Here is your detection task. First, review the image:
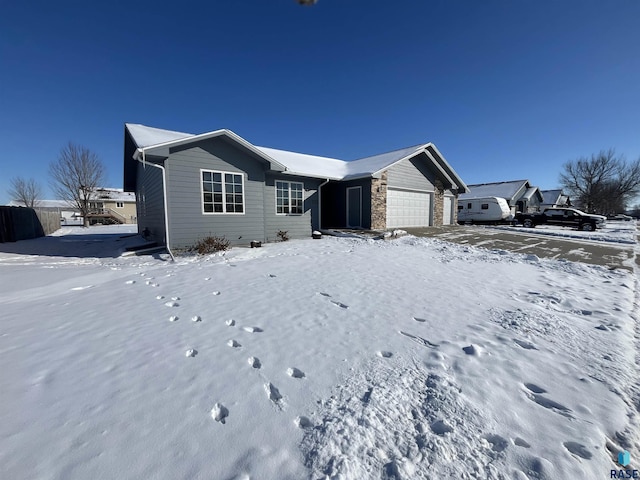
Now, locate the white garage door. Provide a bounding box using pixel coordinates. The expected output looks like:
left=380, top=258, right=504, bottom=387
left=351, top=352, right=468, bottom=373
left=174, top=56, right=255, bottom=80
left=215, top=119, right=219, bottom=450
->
left=386, top=189, right=431, bottom=228
left=443, top=196, right=453, bottom=225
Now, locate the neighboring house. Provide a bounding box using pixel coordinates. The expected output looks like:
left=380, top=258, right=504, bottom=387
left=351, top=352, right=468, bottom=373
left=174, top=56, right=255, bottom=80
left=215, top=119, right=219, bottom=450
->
left=540, top=189, right=571, bottom=210
left=87, top=188, right=137, bottom=225
left=8, top=199, right=81, bottom=224
left=460, top=180, right=543, bottom=215
left=123, top=123, right=469, bottom=249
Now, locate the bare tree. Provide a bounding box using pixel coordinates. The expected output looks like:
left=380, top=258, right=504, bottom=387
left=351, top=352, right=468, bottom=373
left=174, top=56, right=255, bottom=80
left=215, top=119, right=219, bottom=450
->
left=559, top=149, right=640, bottom=214
left=8, top=176, right=42, bottom=208
left=49, top=142, right=106, bottom=227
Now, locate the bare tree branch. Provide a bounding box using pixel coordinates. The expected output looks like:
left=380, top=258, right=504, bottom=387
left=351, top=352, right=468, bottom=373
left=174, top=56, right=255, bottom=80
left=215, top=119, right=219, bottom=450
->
left=49, top=142, right=106, bottom=227
left=559, top=149, right=640, bottom=214
left=8, top=177, right=42, bottom=208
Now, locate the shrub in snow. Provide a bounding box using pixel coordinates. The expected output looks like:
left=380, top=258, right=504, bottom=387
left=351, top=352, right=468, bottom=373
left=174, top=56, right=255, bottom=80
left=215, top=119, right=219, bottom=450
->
left=277, top=230, right=289, bottom=242
left=192, top=235, right=230, bottom=254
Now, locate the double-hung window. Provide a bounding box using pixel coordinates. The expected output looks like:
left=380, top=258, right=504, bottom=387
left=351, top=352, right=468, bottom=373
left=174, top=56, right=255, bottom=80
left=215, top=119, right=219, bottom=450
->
left=202, top=170, right=244, bottom=214
left=276, top=181, right=303, bottom=215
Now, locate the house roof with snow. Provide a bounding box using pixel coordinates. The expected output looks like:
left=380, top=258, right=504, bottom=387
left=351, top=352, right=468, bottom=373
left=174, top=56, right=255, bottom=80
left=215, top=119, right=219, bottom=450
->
left=460, top=180, right=543, bottom=203
left=124, top=123, right=468, bottom=191
left=92, top=188, right=136, bottom=202
left=540, top=189, right=570, bottom=206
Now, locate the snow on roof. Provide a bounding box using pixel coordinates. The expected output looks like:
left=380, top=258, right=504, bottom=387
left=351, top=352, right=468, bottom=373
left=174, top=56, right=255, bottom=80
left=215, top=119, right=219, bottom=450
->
left=460, top=180, right=530, bottom=200
left=93, top=188, right=136, bottom=202
left=126, top=123, right=193, bottom=148
left=7, top=199, right=76, bottom=209
left=541, top=189, right=563, bottom=204
left=125, top=124, right=463, bottom=184
left=345, top=145, right=425, bottom=179
left=256, top=146, right=347, bottom=180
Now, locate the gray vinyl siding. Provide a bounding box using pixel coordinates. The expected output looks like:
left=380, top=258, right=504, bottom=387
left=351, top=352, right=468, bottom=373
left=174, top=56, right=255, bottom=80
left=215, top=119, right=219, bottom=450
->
left=136, top=162, right=166, bottom=244
left=164, top=137, right=267, bottom=248
left=264, top=175, right=321, bottom=242
left=387, top=154, right=437, bottom=191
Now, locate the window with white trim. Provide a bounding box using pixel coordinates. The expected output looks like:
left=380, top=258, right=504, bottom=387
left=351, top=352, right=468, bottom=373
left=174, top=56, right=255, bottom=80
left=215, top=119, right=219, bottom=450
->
left=202, top=170, right=244, bottom=214
left=116, top=201, right=124, bottom=208
left=276, top=181, right=303, bottom=214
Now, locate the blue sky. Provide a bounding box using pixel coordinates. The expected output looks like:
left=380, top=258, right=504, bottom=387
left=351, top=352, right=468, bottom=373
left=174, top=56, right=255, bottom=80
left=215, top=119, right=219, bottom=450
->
left=1, top=0, right=639, bottom=205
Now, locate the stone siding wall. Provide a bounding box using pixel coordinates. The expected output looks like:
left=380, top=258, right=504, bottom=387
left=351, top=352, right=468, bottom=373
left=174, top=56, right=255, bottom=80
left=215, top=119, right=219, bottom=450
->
left=433, top=180, right=445, bottom=227
left=371, top=171, right=388, bottom=230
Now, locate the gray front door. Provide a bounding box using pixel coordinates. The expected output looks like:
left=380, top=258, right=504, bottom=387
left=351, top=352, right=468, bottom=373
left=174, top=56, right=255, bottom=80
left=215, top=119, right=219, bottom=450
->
left=346, top=186, right=362, bottom=228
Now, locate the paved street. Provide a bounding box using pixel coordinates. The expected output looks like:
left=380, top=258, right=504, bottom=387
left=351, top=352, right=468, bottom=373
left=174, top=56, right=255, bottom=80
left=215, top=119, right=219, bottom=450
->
left=405, top=225, right=639, bottom=272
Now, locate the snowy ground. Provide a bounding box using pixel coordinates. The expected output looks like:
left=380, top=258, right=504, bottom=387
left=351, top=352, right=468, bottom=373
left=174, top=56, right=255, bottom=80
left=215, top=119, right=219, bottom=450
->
left=1, top=225, right=639, bottom=479
left=500, top=220, right=638, bottom=244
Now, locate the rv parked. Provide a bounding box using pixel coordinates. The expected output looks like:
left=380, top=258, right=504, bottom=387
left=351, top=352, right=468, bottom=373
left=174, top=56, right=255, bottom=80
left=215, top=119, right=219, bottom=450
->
left=457, top=197, right=513, bottom=224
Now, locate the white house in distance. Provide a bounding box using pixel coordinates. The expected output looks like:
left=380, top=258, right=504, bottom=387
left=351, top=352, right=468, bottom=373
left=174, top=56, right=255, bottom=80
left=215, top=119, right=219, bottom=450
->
left=540, top=189, right=571, bottom=210
left=87, top=188, right=137, bottom=225
left=8, top=188, right=137, bottom=225
left=460, top=180, right=543, bottom=215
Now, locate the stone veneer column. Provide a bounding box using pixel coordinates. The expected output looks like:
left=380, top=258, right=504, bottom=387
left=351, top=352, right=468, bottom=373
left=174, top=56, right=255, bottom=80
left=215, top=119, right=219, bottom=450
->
left=433, top=180, right=445, bottom=227
left=370, top=171, right=388, bottom=230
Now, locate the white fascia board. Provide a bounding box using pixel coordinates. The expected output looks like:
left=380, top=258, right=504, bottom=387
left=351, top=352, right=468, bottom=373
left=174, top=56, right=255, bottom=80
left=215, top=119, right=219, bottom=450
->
left=426, top=143, right=470, bottom=193
left=132, top=129, right=287, bottom=172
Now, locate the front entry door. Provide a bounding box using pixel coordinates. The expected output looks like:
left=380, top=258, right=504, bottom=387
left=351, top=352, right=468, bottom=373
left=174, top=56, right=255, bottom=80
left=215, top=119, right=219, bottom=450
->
left=346, top=186, right=362, bottom=228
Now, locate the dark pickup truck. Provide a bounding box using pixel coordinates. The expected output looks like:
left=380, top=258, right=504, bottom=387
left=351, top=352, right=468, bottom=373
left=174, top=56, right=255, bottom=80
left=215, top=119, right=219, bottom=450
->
left=515, top=208, right=607, bottom=231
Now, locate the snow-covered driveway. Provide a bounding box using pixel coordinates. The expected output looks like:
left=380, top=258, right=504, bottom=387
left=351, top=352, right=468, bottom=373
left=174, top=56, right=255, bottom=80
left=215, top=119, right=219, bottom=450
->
left=1, top=225, right=638, bottom=479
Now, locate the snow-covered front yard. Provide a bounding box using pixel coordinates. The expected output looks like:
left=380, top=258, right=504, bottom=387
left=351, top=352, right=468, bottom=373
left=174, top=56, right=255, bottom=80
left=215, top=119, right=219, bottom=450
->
left=1, top=225, right=638, bottom=479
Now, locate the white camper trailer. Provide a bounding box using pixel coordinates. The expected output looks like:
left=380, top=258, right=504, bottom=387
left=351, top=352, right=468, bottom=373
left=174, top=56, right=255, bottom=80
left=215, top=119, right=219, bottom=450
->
left=457, top=196, right=512, bottom=224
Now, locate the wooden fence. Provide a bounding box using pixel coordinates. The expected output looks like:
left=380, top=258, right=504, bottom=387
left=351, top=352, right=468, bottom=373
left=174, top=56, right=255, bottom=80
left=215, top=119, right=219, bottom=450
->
left=0, top=206, right=60, bottom=243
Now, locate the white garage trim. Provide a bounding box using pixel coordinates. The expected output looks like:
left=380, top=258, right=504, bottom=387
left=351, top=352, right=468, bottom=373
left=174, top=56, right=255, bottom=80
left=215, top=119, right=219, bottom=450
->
left=386, top=188, right=432, bottom=228
left=443, top=196, right=454, bottom=225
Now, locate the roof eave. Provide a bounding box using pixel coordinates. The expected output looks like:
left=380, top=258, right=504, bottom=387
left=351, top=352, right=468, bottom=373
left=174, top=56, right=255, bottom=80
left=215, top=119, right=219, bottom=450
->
left=132, top=129, right=288, bottom=172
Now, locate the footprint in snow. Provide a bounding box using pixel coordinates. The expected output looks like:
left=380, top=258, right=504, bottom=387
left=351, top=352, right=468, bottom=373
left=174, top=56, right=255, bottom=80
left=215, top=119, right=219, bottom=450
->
left=156, top=295, right=165, bottom=300
left=211, top=403, right=229, bottom=424
left=269, top=274, right=277, bottom=278
left=287, top=367, right=305, bottom=379
left=318, top=292, right=331, bottom=297
left=295, top=416, right=313, bottom=429
left=227, top=340, right=241, bottom=348
left=125, top=280, right=136, bottom=285
left=165, top=301, right=179, bottom=307
left=430, top=419, right=453, bottom=435
left=191, top=316, right=201, bottom=322
left=514, top=437, right=531, bottom=448
left=248, top=357, right=261, bottom=369
left=399, top=331, right=439, bottom=348
left=413, top=317, right=427, bottom=323
left=171, top=296, right=180, bottom=301
left=226, top=319, right=236, bottom=327
left=330, top=300, right=349, bottom=309
left=185, top=349, right=197, bottom=357
left=242, top=326, right=263, bottom=333
left=212, top=291, right=221, bottom=296
left=378, top=351, right=393, bottom=358
left=265, top=383, right=284, bottom=409
left=563, top=441, right=592, bottom=459
left=524, top=383, right=546, bottom=394
left=204, top=277, right=211, bottom=281
left=169, top=316, right=178, bottom=322
left=484, top=434, right=509, bottom=452
left=514, top=339, right=537, bottom=350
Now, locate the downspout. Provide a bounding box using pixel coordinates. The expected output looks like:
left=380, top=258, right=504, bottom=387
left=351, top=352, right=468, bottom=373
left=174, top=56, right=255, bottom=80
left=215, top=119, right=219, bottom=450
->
left=317, top=178, right=330, bottom=231
left=141, top=149, right=175, bottom=262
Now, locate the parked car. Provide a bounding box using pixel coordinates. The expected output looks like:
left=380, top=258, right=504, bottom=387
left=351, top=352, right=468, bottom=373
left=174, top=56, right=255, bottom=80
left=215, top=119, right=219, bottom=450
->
left=515, top=208, right=606, bottom=231
left=457, top=196, right=513, bottom=224
left=609, top=214, right=633, bottom=221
